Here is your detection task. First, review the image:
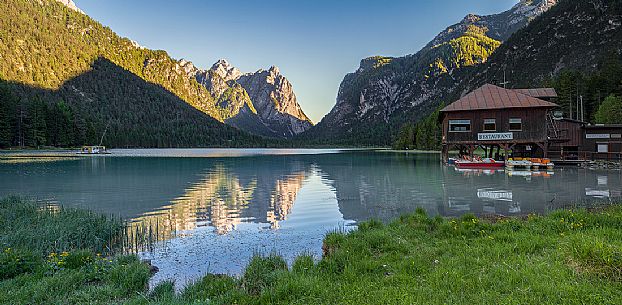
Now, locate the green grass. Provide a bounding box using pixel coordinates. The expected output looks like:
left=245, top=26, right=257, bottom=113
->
left=0, top=196, right=125, bottom=255
left=138, top=207, right=622, bottom=305
left=0, top=197, right=150, bottom=304
left=1, top=197, right=621, bottom=304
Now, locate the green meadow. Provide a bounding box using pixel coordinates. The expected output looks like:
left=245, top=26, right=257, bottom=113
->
left=1, top=197, right=620, bottom=304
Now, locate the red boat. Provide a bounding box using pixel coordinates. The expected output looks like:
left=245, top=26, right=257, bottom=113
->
left=454, top=158, right=505, bottom=169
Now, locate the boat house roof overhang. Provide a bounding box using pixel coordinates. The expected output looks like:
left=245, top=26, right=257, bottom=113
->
left=441, top=84, right=559, bottom=113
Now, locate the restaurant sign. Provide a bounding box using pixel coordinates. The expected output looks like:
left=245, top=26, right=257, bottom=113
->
left=586, top=134, right=611, bottom=139
left=477, top=133, right=513, bottom=141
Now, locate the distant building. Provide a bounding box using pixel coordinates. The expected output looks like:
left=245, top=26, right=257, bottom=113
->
left=440, top=84, right=559, bottom=161
left=440, top=84, right=622, bottom=161
left=547, top=118, right=586, bottom=160
left=582, top=125, right=622, bottom=157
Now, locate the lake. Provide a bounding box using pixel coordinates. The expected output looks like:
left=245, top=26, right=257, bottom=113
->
left=1, top=149, right=620, bottom=287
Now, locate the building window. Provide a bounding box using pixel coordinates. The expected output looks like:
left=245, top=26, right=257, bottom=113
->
left=483, top=119, right=496, bottom=132
left=597, top=143, right=609, bottom=153
left=509, top=118, right=522, bottom=131
left=449, top=120, right=471, bottom=132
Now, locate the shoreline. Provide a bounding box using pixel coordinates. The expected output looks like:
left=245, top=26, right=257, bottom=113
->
left=1, top=197, right=620, bottom=304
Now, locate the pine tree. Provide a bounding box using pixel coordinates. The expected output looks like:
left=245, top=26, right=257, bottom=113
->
left=594, top=95, right=622, bottom=124
left=28, top=97, right=48, bottom=147
left=0, top=83, right=16, bottom=147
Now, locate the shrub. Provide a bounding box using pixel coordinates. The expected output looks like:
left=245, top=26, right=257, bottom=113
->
left=0, top=247, right=41, bottom=280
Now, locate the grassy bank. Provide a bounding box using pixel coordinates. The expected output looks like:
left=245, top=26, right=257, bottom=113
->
left=0, top=197, right=151, bottom=304
left=1, top=197, right=621, bottom=304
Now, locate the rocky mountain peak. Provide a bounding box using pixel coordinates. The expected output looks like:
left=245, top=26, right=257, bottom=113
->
left=55, top=0, right=83, bottom=14
left=508, top=0, right=559, bottom=25
left=311, top=0, right=560, bottom=144
left=462, top=14, right=481, bottom=23
left=175, top=58, right=312, bottom=138
left=237, top=67, right=313, bottom=137
left=428, top=0, right=557, bottom=47
left=268, top=66, right=280, bottom=75
left=210, top=59, right=242, bottom=82
left=357, top=56, right=394, bottom=73
left=178, top=59, right=198, bottom=76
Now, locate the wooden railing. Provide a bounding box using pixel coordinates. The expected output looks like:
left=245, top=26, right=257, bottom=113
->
left=547, top=150, right=622, bottom=161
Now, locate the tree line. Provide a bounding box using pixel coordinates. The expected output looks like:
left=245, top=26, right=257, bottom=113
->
left=547, top=53, right=622, bottom=124
left=0, top=81, right=95, bottom=148
left=392, top=106, right=442, bottom=151
left=392, top=52, right=622, bottom=151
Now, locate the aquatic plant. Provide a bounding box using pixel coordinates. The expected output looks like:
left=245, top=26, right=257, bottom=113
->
left=0, top=196, right=124, bottom=255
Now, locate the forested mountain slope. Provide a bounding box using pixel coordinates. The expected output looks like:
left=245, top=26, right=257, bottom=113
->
left=0, top=58, right=272, bottom=148
left=302, top=0, right=559, bottom=146
left=0, top=0, right=299, bottom=147
left=399, top=0, right=622, bottom=150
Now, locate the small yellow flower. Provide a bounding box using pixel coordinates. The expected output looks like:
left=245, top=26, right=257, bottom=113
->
left=60, top=252, right=69, bottom=257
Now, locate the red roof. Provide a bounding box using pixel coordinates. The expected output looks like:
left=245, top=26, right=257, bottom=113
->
left=441, top=84, right=559, bottom=112
left=513, top=88, right=558, bottom=99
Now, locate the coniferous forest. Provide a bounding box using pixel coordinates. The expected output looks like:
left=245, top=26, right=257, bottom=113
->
left=392, top=54, right=622, bottom=151
left=1, top=0, right=621, bottom=150
left=0, top=0, right=277, bottom=149
left=0, top=59, right=276, bottom=149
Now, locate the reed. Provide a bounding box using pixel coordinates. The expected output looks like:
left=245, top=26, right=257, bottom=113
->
left=0, top=197, right=151, bottom=304
left=0, top=196, right=172, bottom=257
left=0, top=196, right=125, bottom=255
left=1, top=196, right=620, bottom=304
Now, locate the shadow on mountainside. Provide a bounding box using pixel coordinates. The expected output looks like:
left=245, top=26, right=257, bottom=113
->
left=4, top=57, right=271, bottom=148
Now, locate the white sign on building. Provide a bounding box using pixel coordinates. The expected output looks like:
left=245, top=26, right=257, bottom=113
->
left=586, top=134, right=611, bottom=139
left=477, top=133, right=514, bottom=141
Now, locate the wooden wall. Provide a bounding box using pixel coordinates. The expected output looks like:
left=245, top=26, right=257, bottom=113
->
left=550, top=119, right=584, bottom=147
left=442, top=108, right=548, bottom=144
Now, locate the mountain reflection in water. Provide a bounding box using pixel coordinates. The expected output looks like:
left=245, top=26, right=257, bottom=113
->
left=0, top=150, right=620, bottom=286
left=131, top=162, right=308, bottom=240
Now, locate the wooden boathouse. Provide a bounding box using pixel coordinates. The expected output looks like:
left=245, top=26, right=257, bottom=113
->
left=440, top=84, right=559, bottom=162
left=548, top=121, right=622, bottom=161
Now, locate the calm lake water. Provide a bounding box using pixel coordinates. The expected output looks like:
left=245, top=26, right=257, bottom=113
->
left=1, top=149, right=620, bottom=286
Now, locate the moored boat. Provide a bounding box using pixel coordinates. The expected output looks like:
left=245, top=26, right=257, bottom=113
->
left=506, top=159, right=532, bottom=169
left=455, top=158, right=505, bottom=169
left=506, top=158, right=554, bottom=170
left=77, top=146, right=110, bottom=155
left=530, top=158, right=555, bottom=170
left=78, top=121, right=112, bottom=155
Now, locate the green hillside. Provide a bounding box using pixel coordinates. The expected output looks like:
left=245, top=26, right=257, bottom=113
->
left=0, top=0, right=273, bottom=148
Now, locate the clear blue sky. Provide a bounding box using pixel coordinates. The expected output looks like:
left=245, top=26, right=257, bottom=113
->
left=74, top=0, right=518, bottom=123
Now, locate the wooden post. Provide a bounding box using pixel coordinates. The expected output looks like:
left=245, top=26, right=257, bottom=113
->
left=502, top=144, right=508, bottom=161
left=535, top=142, right=546, bottom=158
left=469, top=145, right=476, bottom=157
